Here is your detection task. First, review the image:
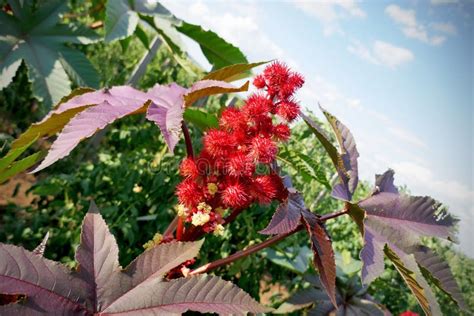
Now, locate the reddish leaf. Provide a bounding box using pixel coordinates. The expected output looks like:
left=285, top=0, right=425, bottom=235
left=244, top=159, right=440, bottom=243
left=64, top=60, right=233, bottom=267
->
left=145, top=83, right=187, bottom=152
left=0, top=202, right=268, bottom=315
left=301, top=210, right=337, bottom=308
left=260, top=189, right=305, bottom=235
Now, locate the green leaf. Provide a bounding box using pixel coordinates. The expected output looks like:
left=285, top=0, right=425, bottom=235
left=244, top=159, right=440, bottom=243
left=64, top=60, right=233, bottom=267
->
left=105, top=0, right=139, bottom=42
left=384, top=245, right=441, bottom=316
left=0, top=151, right=44, bottom=184
left=278, top=148, right=331, bottom=189
left=183, top=108, right=218, bottom=131
left=176, top=21, right=248, bottom=69
left=134, top=24, right=149, bottom=49
left=203, top=61, right=268, bottom=82
left=0, top=1, right=99, bottom=107
left=0, top=135, right=38, bottom=171
left=58, top=47, right=100, bottom=88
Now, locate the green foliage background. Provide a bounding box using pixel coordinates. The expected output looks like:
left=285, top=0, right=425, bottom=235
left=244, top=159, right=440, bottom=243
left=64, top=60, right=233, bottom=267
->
left=0, top=1, right=473, bottom=315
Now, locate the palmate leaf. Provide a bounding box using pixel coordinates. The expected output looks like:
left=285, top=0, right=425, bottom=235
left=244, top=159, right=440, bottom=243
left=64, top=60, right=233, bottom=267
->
left=260, top=190, right=306, bottom=235
left=0, top=202, right=268, bottom=315
left=276, top=273, right=389, bottom=316
left=301, top=210, right=337, bottom=308
left=301, top=107, right=359, bottom=201
left=260, top=190, right=337, bottom=307
left=28, top=79, right=248, bottom=172
left=384, top=245, right=441, bottom=316
left=356, top=169, right=464, bottom=314
left=176, top=21, right=248, bottom=70
left=413, top=245, right=467, bottom=311
left=0, top=1, right=100, bottom=107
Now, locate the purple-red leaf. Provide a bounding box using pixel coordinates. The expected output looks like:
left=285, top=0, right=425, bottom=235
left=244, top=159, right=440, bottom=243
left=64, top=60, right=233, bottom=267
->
left=356, top=169, right=461, bottom=314
left=301, top=108, right=359, bottom=202
left=75, top=201, right=121, bottom=311
left=32, top=86, right=151, bottom=172
left=0, top=244, right=87, bottom=314
left=103, top=274, right=270, bottom=315
left=413, top=245, right=467, bottom=310
left=145, top=83, right=187, bottom=152
left=32, top=232, right=49, bottom=256
left=0, top=202, right=268, bottom=315
left=301, top=210, right=337, bottom=308
left=260, top=189, right=305, bottom=235
left=320, top=106, right=359, bottom=201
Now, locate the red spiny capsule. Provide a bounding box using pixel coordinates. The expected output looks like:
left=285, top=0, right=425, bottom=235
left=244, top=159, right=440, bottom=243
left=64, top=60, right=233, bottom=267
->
left=222, top=182, right=251, bottom=208
left=253, top=74, right=266, bottom=89
left=220, top=108, right=247, bottom=131
left=248, top=136, right=278, bottom=164
left=273, top=123, right=291, bottom=141
left=250, top=175, right=278, bottom=204
left=264, top=61, right=290, bottom=87
left=203, top=129, right=232, bottom=158
left=176, top=178, right=203, bottom=207
left=179, top=158, right=199, bottom=179
left=226, top=152, right=255, bottom=177
left=277, top=100, right=300, bottom=122
left=243, top=94, right=272, bottom=119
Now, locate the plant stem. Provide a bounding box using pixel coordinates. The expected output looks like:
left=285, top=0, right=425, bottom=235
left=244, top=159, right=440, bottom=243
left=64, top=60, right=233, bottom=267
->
left=181, top=121, right=194, bottom=159
left=318, top=208, right=349, bottom=222
left=163, top=215, right=178, bottom=238
left=189, top=226, right=303, bottom=275
left=189, top=207, right=350, bottom=275
left=176, top=217, right=184, bottom=241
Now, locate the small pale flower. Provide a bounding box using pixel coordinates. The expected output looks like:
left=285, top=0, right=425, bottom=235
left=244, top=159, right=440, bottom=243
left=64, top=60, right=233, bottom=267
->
left=192, top=211, right=210, bottom=226
left=133, top=184, right=143, bottom=193
left=176, top=204, right=188, bottom=217
left=197, top=202, right=212, bottom=213
left=213, top=224, right=225, bottom=236
left=207, top=182, right=218, bottom=195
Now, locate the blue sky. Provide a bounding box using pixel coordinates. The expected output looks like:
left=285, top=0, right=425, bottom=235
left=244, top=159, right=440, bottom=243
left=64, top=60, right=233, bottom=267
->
left=162, top=0, right=473, bottom=256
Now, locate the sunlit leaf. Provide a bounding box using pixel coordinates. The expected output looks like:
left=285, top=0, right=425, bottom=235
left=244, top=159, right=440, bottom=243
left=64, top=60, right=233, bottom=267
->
left=0, top=202, right=268, bottom=315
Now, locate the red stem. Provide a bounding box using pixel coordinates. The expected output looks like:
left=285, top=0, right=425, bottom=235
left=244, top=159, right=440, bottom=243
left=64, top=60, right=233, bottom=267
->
left=163, top=215, right=178, bottom=239
left=176, top=217, right=184, bottom=241
left=181, top=121, right=194, bottom=159
left=189, top=226, right=304, bottom=275
left=189, top=207, right=350, bottom=275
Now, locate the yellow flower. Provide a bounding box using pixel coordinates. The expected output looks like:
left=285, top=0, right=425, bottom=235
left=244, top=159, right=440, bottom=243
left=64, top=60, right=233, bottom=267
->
left=215, top=207, right=227, bottom=216
left=197, top=202, right=212, bottom=213
left=176, top=204, right=188, bottom=217
left=191, top=212, right=210, bottom=226
left=213, top=224, right=225, bottom=236
left=143, top=233, right=163, bottom=250
left=207, top=183, right=218, bottom=195
left=133, top=184, right=143, bottom=193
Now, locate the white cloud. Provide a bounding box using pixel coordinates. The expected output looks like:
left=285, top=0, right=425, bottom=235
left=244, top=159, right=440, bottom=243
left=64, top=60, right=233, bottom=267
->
left=431, top=0, right=459, bottom=5
left=387, top=126, right=428, bottom=149
left=348, top=40, right=414, bottom=68
left=431, top=22, right=457, bottom=35
left=392, top=161, right=474, bottom=256
left=385, top=4, right=449, bottom=46
left=292, top=0, right=366, bottom=36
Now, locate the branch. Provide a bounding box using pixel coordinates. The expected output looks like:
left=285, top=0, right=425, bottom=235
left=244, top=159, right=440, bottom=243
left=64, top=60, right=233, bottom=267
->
left=189, top=226, right=304, bottom=275
left=189, top=206, right=350, bottom=275
left=181, top=121, right=194, bottom=159
left=163, top=215, right=179, bottom=238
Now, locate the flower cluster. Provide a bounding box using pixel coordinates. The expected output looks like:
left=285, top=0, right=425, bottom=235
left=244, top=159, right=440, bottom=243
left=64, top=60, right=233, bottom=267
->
left=176, top=62, right=304, bottom=235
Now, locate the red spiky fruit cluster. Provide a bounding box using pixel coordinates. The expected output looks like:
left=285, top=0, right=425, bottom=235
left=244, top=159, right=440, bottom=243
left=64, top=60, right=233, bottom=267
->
left=176, top=62, right=304, bottom=234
